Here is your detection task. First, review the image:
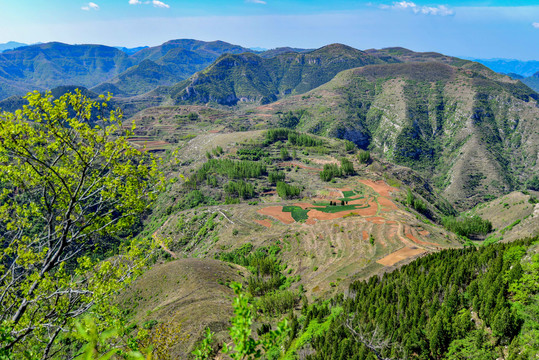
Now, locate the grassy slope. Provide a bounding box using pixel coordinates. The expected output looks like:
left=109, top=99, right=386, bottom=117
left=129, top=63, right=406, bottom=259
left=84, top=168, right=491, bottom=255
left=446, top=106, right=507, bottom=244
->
left=469, top=191, right=539, bottom=242
left=119, top=258, right=247, bottom=358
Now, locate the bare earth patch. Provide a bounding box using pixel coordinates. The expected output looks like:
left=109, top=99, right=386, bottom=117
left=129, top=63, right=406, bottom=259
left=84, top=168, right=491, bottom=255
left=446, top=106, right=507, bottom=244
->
left=377, top=247, right=426, bottom=266
left=387, top=225, right=398, bottom=239
left=378, top=197, right=398, bottom=210
left=257, top=207, right=295, bottom=224
left=349, top=197, right=368, bottom=205
left=279, top=162, right=322, bottom=172
left=362, top=231, right=369, bottom=241
left=352, top=200, right=379, bottom=216
left=328, top=190, right=344, bottom=198
left=405, top=228, right=439, bottom=246
left=254, top=219, right=272, bottom=228
left=310, top=158, right=339, bottom=165
left=307, top=209, right=357, bottom=221
left=359, top=179, right=399, bottom=197
left=366, top=217, right=386, bottom=224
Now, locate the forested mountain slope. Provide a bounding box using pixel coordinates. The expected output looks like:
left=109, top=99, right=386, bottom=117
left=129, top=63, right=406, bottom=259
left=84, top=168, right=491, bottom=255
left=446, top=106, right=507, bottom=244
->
left=251, top=61, right=539, bottom=210
left=294, top=238, right=539, bottom=360
left=169, top=44, right=383, bottom=105
left=0, top=42, right=134, bottom=99
left=93, top=39, right=253, bottom=97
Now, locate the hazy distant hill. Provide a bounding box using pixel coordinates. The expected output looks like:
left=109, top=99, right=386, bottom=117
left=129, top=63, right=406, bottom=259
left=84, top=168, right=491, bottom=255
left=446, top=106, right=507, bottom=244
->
left=115, top=46, right=149, bottom=55
left=170, top=43, right=383, bottom=105
left=0, top=41, right=28, bottom=52
left=468, top=58, right=539, bottom=77
left=254, top=59, right=539, bottom=209
left=522, top=72, right=539, bottom=92
left=462, top=57, right=539, bottom=92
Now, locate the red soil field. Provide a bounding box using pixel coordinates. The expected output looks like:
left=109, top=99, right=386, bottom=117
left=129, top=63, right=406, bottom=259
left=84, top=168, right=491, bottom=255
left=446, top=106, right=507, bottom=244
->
left=366, top=217, right=386, bottom=224
left=349, top=198, right=368, bottom=205
left=359, top=179, right=399, bottom=197
left=387, top=225, right=399, bottom=239
left=257, top=207, right=295, bottom=224
left=377, top=247, right=426, bottom=266
left=378, top=197, right=398, bottom=210
left=253, top=219, right=272, bottom=228
left=405, top=230, right=438, bottom=246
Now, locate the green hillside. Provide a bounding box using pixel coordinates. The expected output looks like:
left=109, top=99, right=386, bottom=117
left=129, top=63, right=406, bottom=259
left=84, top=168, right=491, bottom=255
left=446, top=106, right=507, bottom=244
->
left=0, top=42, right=134, bottom=98
left=169, top=43, right=383, bottom=105
left=250, top=61, right=539, bottom=210
left=93, top=39, right=254, bottom=97
left=0, top=39, right=254, bottom=100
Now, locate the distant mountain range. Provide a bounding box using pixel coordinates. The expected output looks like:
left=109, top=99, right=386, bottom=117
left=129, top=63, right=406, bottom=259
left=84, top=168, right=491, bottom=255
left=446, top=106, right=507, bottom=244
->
left=468, top=58, right=539, bottom=92
left=1, top=39, right=537, bottom=100
left=0, top=41, right=28, bottom=52
left=0, top=39, right=258, bottom=100
left=468, top=58, right=539, bottom=77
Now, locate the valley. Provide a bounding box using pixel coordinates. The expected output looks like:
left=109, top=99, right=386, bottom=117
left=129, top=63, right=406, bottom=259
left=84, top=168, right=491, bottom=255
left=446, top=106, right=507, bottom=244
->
left=0, top=37, right=538, bottom=360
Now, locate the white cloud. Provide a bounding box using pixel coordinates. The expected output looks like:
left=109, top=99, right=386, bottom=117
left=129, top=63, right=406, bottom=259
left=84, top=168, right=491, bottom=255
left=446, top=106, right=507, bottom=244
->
left=81, top=2, right=99, bottom=11
left=381, top=1, right=454, bottom=16
left=128, top=0, right=169, bottom=8
left=533, top=22, right=539, bottom=28
left=393, top=1, right=416, bottom=10
left=246, top=0, right=267, bottom=4
left=152, top=0, right=170, bottom=8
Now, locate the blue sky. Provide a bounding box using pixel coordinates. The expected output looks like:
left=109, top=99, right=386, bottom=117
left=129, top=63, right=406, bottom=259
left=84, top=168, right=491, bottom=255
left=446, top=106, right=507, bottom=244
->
left=0, top=1, right=538, bottom=60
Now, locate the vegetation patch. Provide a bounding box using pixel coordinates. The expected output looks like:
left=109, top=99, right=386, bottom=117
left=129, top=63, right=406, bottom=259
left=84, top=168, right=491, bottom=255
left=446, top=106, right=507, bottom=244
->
left=442, top=215, right=493, bottom=238
left=282, top=206, right=309, bottom=222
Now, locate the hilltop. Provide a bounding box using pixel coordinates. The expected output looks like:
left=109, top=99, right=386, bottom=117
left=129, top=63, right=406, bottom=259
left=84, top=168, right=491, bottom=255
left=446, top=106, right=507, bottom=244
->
left=169, top=44, right=383, bottom=105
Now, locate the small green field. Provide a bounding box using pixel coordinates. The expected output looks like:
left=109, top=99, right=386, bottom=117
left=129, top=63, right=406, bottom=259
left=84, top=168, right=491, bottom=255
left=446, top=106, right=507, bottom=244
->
left=317, top=204, right=369, bottom=213
left=282, top=206, right=309, bottom=222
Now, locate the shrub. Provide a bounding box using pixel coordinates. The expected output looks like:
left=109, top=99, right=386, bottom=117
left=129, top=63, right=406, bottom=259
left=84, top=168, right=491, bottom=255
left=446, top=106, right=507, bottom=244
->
left=320, top=164, right=342, bottom=182
left=442, top=215, right=493, bottom=237
left=340, top=158, right=355, bottom=175
left=280, top=147, right=290, bottom=161
left=357, top=150, right=371, bottom=164
left=526, top=175, right=539, bottom=191
left=276, top=181, right=301, bottom=199
left=345, top=140, right=356, bottom=152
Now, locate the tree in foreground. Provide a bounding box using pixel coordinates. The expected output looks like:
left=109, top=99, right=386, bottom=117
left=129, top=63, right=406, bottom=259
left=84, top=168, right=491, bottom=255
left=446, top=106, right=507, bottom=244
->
left=0, top=91, right=161, bottom=358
